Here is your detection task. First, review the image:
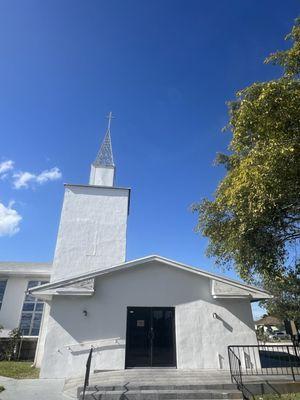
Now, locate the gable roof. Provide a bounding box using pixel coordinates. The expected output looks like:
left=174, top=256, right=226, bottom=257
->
left=29, top=254, right=272, bottom=301
left=255, top=316, right=282, bottom=326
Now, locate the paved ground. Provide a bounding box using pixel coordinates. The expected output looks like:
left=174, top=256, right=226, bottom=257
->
left=0, top=377, right=70, bottom=400
left=0, top=370, right=233, bottom=400
left=64, top=369, right=300, bottom=398
left=0, top=369, right=298, bottom=400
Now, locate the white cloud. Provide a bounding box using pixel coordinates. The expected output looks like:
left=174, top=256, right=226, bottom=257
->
left=36, top=167, right=62, bottom=184
left=0, top=160, right=62, bottom=238
left=0, top=160, right=14, bottom=175
left=0, top=201, right=22, bottom=237
left=13, top=167, right=62, bottom=189
left=13, top=171, right=36, bottom=189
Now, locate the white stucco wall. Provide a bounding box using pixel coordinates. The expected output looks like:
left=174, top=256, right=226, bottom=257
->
left=0, top=276, right=28, bottom=331
left=51, top=184, right=130, bottom=281
left=34, top=303, right=51, bottom=367
left=40, top=262, right=257, bottom=379
left=89, top=165, right=115, bottom=187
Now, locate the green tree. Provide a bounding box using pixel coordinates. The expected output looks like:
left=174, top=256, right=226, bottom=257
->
left=4, top=328, right=22, bottom=361
left=193, top=18, right=300, bottom=292
left=263, top=264, right=300, bottom=324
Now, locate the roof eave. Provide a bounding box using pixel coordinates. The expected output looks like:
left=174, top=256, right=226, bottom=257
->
left=213, top=294, right=273, bottom=302
left=28, top=255, right=272, bottom=299
left=0, top=270, right=51, bottom=277
left=31, top=288, right=94, bottom=301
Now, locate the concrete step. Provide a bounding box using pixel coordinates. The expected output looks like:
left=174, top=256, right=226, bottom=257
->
left=80, top=384, right=238, bottom=391
left=78, top=388, right=243, bottom=400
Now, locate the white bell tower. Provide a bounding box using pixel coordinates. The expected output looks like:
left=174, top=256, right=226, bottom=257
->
left=51, top=112, right=130, bottom=281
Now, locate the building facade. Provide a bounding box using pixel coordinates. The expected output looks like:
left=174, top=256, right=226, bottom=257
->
left=0, top=116, right=271, bottom=378
left=0, top=262, right=51, bottom=337
left=0, top=262, right=51, bottom=358
left=31, top=256, right=270, bottom=379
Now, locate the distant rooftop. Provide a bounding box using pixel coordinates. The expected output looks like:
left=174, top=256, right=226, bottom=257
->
left=0, top=262, right=52, bottom=277
left=255, top=316, right=282, bottom=326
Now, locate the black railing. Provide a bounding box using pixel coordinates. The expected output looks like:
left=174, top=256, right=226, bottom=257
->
left=228, top=344, right=300, bottom=383
left=228, top=348, right=243, bottom=387
left=228, top=347, right=250, bottom=400
left=82, top=347, right=93, bottom=400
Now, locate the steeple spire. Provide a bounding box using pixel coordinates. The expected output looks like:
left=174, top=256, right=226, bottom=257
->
left=93, top=112, right=115, bottom=167
left=89, top=112, right=116, bottom=187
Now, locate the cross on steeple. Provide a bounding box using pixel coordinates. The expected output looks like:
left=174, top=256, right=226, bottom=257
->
left=106, top=111, right=115, bottom=131
left=93, top=112, right=115, bottom=167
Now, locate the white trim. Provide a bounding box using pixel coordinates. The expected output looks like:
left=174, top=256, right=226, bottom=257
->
left=0, top=271, right=51, bottom=278
left=29, top=255, right=271, bottom=300
left=55, top=290, right=93, bottom=295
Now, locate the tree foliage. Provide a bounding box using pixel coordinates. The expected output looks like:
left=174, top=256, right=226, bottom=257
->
left=263, top=263, right=300, bottom=324
left=4, top=328, right=22, bottom=361
left=193, top=18, right=300, bottom=286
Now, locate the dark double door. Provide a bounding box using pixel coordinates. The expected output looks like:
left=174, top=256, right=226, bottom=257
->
left=125, top=307, right=176, bottom=368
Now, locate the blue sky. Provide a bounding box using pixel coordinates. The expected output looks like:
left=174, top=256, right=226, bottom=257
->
left=0, top=1, right=299, bottom=318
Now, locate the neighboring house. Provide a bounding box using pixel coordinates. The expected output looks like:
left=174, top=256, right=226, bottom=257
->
left=1, top=117, right=272, bottom=379
left=255, top=316, right=283, bottom=333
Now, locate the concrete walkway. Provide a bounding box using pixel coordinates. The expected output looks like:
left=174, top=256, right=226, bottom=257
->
left=63, top=368, right=300, bottom=399
left=0, top=377, right=69, bottom=400
left=1, top=369, right=298, bottom=399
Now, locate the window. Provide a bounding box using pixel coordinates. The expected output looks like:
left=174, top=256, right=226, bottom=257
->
left=0, top=280, right=7, bottom=309
left=19, top=280, right=48, bottom=336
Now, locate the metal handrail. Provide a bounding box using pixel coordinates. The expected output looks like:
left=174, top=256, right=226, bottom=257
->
left=228, top=344, right=300, bottom=400
left=228, top=344, right=300, bottom=381
left=228, top=347, right=247, bottom=399
left=228, top=348, right=242, bottom=385
left=82, top=347, right=93, bottom=400
left=66, top=337, right=121, bottom=352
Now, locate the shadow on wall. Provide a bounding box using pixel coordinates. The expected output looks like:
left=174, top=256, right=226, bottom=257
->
left=219, top=299, right=254, bottom=332
left=213, top=312, right=233, bottom=332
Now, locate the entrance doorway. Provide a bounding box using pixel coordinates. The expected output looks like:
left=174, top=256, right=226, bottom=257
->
left=125, top=307, right=176, bottom=368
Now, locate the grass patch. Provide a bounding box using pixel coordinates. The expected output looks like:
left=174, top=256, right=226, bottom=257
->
left=255, top=393, right=300, bottom=400
left=0, top=385, right=4, bottom=392
left=0, top=361, right=39, bottom=379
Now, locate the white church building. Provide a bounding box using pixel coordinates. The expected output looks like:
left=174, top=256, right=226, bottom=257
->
left=0, top=116, right=271, bottom=379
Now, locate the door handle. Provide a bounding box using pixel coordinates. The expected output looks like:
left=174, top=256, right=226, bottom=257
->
left=149, top=328, right=155, bottom=341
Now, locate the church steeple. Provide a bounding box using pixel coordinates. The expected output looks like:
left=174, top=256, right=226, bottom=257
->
left=93, top=112, right=114, bottom=167
left=89, top=112, right=116, bottom=187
